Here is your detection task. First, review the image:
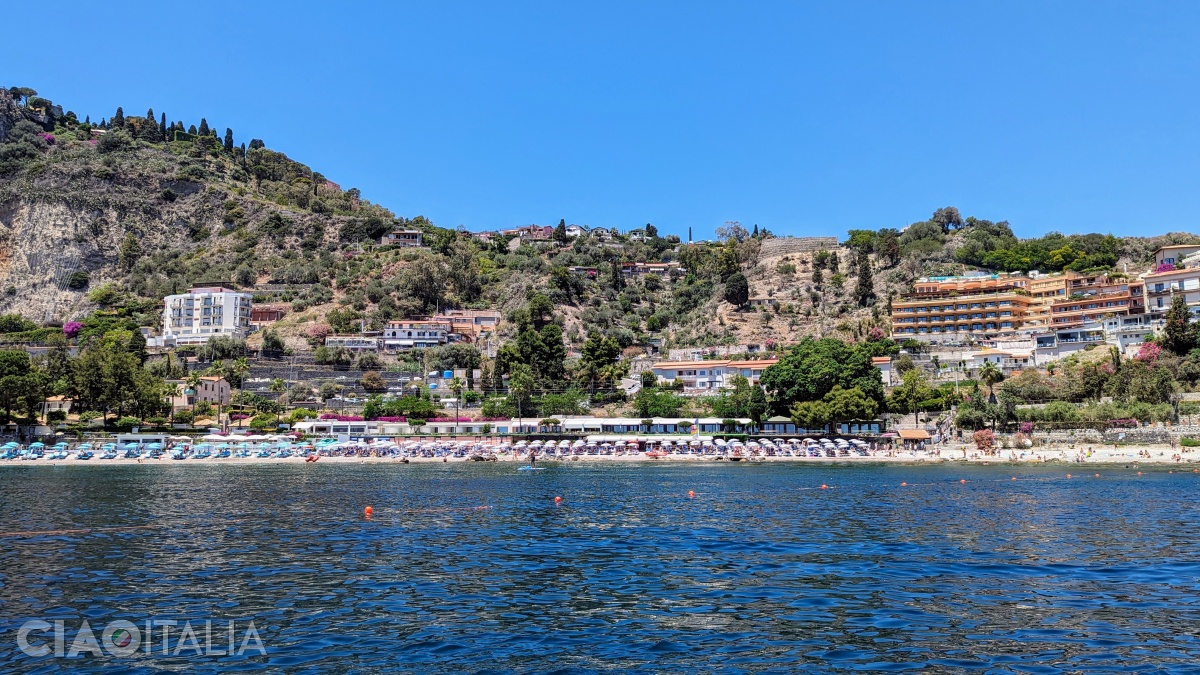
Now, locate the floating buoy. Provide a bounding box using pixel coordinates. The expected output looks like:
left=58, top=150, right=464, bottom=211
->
left=1137, top=472, right=1143, bottom=476
left=1011, top=477, right=1016, bottom=481
left=901, top=482, right=908, bottom=487
left=363, top=506, right=373, bottom=518
left=960, top=479, right=967, bottom=484
left=820, top=484, right=828, bottom=490
left=554, top=496, right=562, bottom=504
left=1067, top=474, right=1071, bottom=478
left=688, top=490, right=695, bottom=498
left=1095, top=473, right=1099, bottom=478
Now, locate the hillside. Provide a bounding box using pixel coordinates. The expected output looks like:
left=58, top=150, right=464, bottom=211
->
left=1, top=86, right=1196, bottom=362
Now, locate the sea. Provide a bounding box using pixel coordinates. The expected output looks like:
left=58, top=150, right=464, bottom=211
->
left=1, top=462, right=1199, bottom=673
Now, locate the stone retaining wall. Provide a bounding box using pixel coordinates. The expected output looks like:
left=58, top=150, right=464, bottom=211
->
left=760, top=237, right=840, bottom=257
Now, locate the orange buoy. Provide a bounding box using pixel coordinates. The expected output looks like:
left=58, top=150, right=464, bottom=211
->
left=1067, top=474, right=1071, bottom=478
left=1011, top=477, right=1017, bottom=481
left=554, top=496, right=562, bottom=504
left=960, top=479, right=967, bottom=484
left=688, top=490, right=695, bottom=498
left=363, top=506, right=373, bottom=518
left=901, top=482, right=908, bottom=486
left=1095, top=473, right=1100, bottom=478
left=1137, top=471, right=1143, bottom=476
left=820, top=484, right=828, bottom=490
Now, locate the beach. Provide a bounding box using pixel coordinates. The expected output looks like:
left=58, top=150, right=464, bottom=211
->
left=2, top=442, right=1195, bottom=466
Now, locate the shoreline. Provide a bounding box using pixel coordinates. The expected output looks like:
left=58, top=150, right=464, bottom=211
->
left=0, top=446, right=1194, bottom=467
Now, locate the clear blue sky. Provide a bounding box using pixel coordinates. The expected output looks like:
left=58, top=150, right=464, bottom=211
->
left=8, top=1, right=1200, bottom=240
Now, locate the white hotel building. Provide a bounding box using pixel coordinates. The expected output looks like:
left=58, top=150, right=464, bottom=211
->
left=162, top=286, right=253, bottom=345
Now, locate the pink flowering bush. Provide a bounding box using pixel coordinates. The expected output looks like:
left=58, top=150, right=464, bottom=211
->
left=426, top=417, right=472, bottom=422
left=39, top=133, right=55, bottom=145
left=230, top=413, right=250, bottom=421
left=370, top=416, right=406, bottom=423
left=1134, top=342, right=1162, bottom=362
left=63, top=321, right=82, bottom=338
left=867, top=327, right=886, bottom=341
left=1155, top=263, right=1176, bottom=273
left=1019, top=422, right=1034, bottom=435
left=318, top=414, right=364, bottom=421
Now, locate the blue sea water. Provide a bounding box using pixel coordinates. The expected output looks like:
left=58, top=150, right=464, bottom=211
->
left=1, top=462, right=1199, bottom=673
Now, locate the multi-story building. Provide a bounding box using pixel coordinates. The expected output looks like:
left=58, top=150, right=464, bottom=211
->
left=621, top=262, right=683, bottom=278
left=1143, top=266, right=1200, bottom=315
left=1048, top=279, right=1144, bottom=327
left=890, top=292, right=1039, bottom=338
left=162, top=286, right=253, bottom=345
left=381, top=320, right=451, bottom=351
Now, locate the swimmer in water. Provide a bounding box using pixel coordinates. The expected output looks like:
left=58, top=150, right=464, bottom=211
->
left=529, top=449, right=537, bottom=467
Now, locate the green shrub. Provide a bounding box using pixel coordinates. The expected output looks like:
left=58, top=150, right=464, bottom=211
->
left=1181, top=437, right=1200, bottom=448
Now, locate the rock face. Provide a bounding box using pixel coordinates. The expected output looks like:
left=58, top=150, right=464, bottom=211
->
left=0, top=200, right=131, bottom=323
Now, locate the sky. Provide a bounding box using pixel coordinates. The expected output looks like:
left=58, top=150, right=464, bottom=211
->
left=8, top=1, right=1200, bottom=240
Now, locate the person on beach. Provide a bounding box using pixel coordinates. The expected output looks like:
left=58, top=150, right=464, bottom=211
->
left=529, top=448, right=537, bottom=467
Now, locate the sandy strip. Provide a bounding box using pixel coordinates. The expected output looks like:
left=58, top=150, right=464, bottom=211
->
left=1, top=444, right=1196, bottom=467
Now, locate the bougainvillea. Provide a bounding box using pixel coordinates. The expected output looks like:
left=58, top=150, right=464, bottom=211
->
left=63, top=321, right=82, bottom=338
left=973, top=429, right=995, bottom=453
left=1155, top=263, right=1176, bottom=273
left=1134, top=342, right=1162, bottom=362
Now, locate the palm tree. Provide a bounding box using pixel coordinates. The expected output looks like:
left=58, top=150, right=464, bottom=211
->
left=979, top=361, right=1003, bottom=402
left=449, top=377, right=465, bottom=437
left=185, top=371, right=202, bottom=421
left=231, top=357, right=250, bottom=388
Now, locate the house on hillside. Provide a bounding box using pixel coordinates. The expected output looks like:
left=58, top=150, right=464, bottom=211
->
left=381, top=229, right=424, bottom=248
left=382, top=320, right=451, bottom=351
left=565, top=224, right=588, bottom=238
left=250, top=304, right=288, bottom=326
left=324, top=334, right=380, bottom=353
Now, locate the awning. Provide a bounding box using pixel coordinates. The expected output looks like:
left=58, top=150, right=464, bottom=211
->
left=897, top=429, right=930, bottom=440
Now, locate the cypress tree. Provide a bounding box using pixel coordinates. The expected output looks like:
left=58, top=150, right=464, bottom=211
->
left=146, top=107, right=154, bottom=123
left=84, top=115, right=90, bottom=125
left=112, top=107, right=125, bottom=128
left=159, top=113, right=167, bottom=139
left=223, top=128, right=234, bottom=152
left=853, top=248, right=874, bottom=307
left=198, top=118, right=209, bottom=136
left=188, top=124, right=197, bottom=135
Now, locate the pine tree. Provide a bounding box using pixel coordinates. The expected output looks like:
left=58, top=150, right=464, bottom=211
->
left=198, top=118, right=209, bottom=136
left=112, top=107, right=125, bottom=128
left=84, top=115, right=90, bottom=125
left=146, top=108, right=154, bottom=124
left=223, top=128, right=234, bottom=152
left=752, top=223, right=759, bottom=238
left=159, top=112, right=167, bottom=139
left=187, top=124, right=197, bottom=135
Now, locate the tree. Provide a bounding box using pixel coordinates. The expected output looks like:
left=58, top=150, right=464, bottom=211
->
left=159, top=112, right=167, bottom=139
left=198, top=118, right=210, bottom=136
left=789, top=399, right=830, bottom=431
left=979, top=361, right=1004, bottom=400
left=822, top=385, right=878, bottom=426
left=229, top=357, right=250, bottom=388
left=724, top=272, right=749, bottom=308
left=853, top=248, right=874, bottom=307
left=759, top=337, right=885, bottom=414
left=716, top=221, right=749, bottom=243
left=1161, top=295, right=1196, bottom=355
left=112, top=107, right=125, bottom=128
left=262, top=330, right=285, bottom=353
left=223, top=128, right=234, bottom=152
left=877, top=228, right=901, bottom=266
left=553, top=219, right=568, bottom=244
left=633, top=388, right=684, bottom=417
left=119, top=233, right=141, bottom=271
left=748, top=386, right=768, bottom=427
left=579, top=332, right=622, bottom=388
left=640, top=370, right=657, bottom=388
left=449, top=376, right=465, bottom=435
left=509, top=364, right=534, bottom=432
left=361, top=371, right=387, bottom=392
left=931, top=206, right=964, bottom=233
